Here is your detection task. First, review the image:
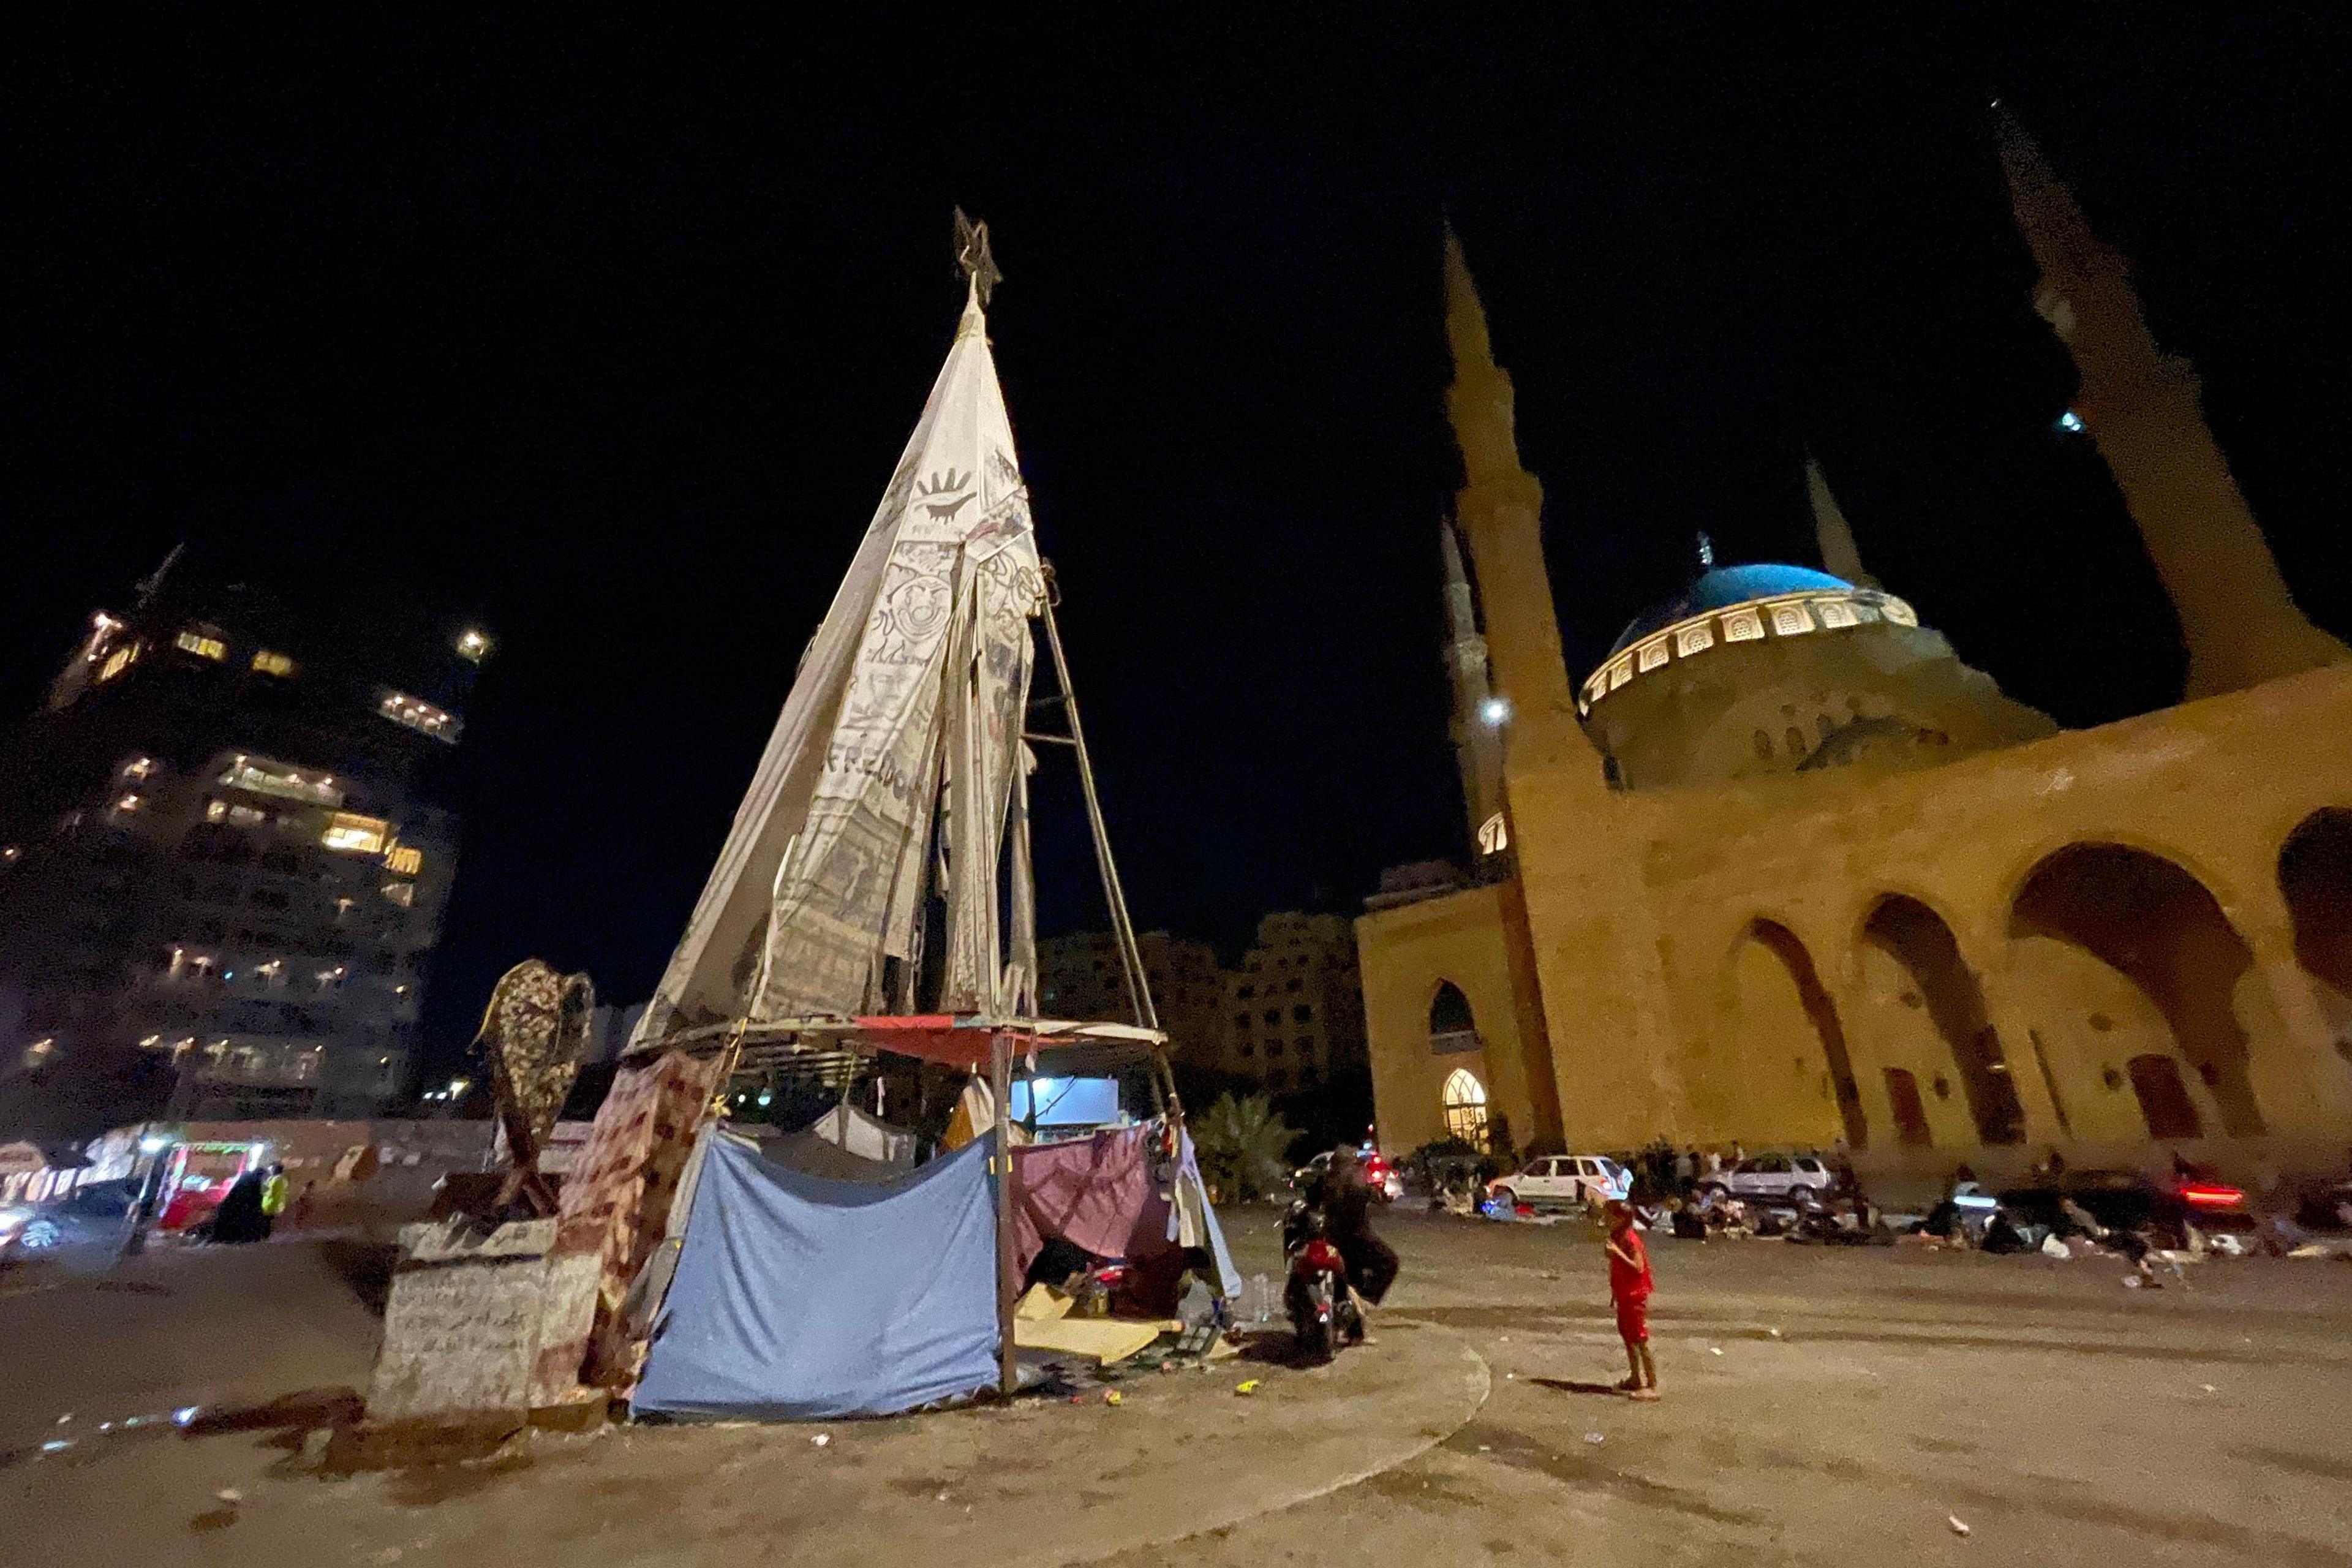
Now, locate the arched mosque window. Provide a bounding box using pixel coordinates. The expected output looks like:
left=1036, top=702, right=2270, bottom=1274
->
left=1442, top=1068, right=1490, bottom=1149
left=1429, top=982, right=1479, bottom=1055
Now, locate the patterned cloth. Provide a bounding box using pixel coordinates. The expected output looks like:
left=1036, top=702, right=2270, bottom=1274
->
left=476, top=958, right=594, bottom=1176
left=554, top=1050, right=723, bottom=1389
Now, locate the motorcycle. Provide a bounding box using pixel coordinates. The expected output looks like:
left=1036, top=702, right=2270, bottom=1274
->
left=1281, top=1199, right=1363, bottom=1363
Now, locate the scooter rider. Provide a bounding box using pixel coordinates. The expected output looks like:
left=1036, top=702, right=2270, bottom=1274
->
left=1312, top=1148, right=1400, bottom=1335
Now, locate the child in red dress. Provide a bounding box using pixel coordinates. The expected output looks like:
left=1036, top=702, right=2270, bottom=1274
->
left=1604, top=1199, right=1659, bottom=1400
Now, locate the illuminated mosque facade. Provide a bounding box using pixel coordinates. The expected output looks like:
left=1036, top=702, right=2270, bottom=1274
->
left=1359, top=113, right=2352, bottom=1184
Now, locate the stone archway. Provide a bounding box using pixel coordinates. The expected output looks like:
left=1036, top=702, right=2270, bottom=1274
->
left=2279, top=809, right=2352, bottom=1063
left=1861, top=896, right=2026, bottom=1145
left=2008, top=843, right=2267, bottom=1140
left=1728, top=919, right=1866, bottom=1149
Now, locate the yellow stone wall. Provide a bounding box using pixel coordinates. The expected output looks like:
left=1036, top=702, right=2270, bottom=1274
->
left=1355, top=881, right=1554, bottom=1157
left=1365, top=666, right=2352, bottom=1185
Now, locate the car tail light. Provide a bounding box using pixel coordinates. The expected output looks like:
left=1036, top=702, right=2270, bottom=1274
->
left=2178, top=1183, right=2242, bottom=1210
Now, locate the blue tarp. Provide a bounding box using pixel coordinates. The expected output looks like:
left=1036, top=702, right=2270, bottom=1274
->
left=632, top=1134, right=999, bottom=1421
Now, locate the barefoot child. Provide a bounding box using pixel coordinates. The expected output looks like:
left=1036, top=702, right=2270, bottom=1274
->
left=1604, top=1199, right=1658, bottom=1400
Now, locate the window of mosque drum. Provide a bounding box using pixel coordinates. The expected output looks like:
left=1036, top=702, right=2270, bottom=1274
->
left=1753, top=730, right=1773, bottom=760
left=1883, top=1068, right=1933, bottom=1148
left=1442, top=1068, right=1490, bottom=1149
left=2127, top=1054, right=2203, bottom=1140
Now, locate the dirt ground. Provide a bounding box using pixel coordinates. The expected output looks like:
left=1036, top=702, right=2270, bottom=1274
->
left=4, top=1208, right=2350, bottom=1566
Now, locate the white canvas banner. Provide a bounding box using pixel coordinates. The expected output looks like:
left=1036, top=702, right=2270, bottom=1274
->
left=633, top=286, right=1042, bottom=1045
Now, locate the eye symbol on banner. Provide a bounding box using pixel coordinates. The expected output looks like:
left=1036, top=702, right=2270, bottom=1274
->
left=914, top=469, right=976, bottom=522
left=889, top=576, right=954, bottom=640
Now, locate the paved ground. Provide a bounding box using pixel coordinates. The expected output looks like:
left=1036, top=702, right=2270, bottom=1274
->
left=4, top=1208, right=2350, bottom=1566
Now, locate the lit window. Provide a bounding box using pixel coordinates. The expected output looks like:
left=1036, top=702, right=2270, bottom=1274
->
left=1442, top=1068, right=1490, bottom=1148
left=1, top=846, right=20, bottom=864
left=251, top=649, right=296, bottom=676
left=377, top=691, right=462, bottom=744
left=175, top=629, right=228, bottom=661
left=219, top=756, right=342, bottom=805
left=99, top=644, right=140, bottom=682
left=383, top=841, right=423, bottom=876
left=113, top=793, right=142, bottom=813
left=121, top=756, right=156, bottom=780
left=322, top=812, right=390, bottom=854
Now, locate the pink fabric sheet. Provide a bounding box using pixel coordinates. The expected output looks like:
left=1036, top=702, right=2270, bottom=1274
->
left=1008, top=1126, right=1173, bottom=1277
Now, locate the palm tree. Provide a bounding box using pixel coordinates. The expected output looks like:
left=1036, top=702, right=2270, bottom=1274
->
left=1192, top=1091, right=1302, bottom=1203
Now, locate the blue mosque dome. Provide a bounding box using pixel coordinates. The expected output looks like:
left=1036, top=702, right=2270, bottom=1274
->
left=1610, top=564, right=1856, bottom=656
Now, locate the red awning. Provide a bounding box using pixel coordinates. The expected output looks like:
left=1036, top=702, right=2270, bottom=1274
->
left=850, top=1016, right=992, bottom=1068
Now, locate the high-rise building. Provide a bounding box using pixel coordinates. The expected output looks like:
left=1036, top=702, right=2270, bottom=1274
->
left=1217, top=913, right=1367, bottom=1096
left=0, top=560, right=486, bottom=1125
left=1038, top=929, right=1225, bottom=1075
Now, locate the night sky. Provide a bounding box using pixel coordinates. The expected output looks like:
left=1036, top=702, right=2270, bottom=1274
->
left=6, top=11, right=2345, bottom=1080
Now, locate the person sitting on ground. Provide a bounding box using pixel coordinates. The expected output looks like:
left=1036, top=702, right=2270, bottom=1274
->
left=1604, top=1199, right=1658, bottom=1400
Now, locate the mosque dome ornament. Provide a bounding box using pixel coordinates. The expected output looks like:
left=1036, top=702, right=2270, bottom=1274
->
left=1578, top=565, right=1920, bottom=715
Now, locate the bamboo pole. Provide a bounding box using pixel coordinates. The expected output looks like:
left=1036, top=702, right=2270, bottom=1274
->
left=992, top=1032, right=1017, bottom=1396
left=1039, top=581, right=1158, bottom=1033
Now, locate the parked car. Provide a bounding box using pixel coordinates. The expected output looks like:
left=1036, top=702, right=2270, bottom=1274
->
left=1994, top=1169, right=2255, bottom=1252
left=1698, top=1153, right=1838, bottom=1205
left=0, top=1178, right=138, bottom=1254
left=1490, top=1154, right=1632, bottom=1209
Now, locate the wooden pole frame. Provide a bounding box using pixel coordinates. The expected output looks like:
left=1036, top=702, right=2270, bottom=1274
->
left=992, top=1032, right=1018, bottom=1395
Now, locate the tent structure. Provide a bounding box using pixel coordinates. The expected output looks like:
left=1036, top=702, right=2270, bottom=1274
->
left=633, top=1135, right=1000, bottom=1420
left=807, top=1102, right=917, bottom=1167
left=600, top=220, right=1228, bottom=1422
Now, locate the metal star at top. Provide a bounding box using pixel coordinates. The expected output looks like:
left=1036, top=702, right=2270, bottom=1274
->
left=954, top=207, right=1003, bottom=306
